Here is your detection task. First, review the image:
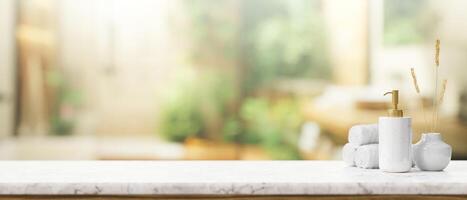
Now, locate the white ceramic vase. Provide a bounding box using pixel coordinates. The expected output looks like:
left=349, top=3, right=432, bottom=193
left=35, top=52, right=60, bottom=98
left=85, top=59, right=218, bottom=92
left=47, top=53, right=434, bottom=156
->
left=413, top=133, right=451, bottom=171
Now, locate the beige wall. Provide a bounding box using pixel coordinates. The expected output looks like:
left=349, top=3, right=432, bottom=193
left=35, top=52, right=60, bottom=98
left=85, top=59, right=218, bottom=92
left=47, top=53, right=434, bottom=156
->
left=0, top=0, right=16, bottom=138
left=58, top=0, right=187, bottom=136
left=323, top=0, right=369, bottom=86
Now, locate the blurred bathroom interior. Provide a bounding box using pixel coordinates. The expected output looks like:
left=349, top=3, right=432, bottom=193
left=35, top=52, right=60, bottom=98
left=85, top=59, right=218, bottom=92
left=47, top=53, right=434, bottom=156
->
left=0, top=0, right=467, bottom=160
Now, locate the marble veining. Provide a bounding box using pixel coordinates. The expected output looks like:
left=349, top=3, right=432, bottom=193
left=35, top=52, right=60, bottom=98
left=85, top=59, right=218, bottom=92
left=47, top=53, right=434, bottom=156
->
left=0, top=161, right=466, bottom=195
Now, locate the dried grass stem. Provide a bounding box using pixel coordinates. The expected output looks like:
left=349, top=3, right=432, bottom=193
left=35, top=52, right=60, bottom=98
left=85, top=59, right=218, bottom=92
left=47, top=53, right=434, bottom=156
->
left=410, top=67, right=428, bottom=132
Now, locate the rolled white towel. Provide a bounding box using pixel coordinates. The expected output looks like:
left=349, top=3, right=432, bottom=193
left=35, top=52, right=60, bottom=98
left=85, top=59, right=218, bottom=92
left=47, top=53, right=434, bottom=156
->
left=355, top=144, right=379, bottom=169
left=348, top=124, right=378, bottom=145
left=342, top=143, right=359, bottom=166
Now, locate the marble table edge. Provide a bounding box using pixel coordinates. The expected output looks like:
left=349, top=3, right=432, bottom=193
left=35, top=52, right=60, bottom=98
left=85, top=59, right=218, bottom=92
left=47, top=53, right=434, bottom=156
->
left=0, top=182, right=466, bottom=195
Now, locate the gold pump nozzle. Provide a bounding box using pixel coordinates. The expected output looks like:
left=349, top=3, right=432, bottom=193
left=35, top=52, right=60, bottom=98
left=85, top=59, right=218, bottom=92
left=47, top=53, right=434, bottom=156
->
left=384, top=90, right=403, bottom=117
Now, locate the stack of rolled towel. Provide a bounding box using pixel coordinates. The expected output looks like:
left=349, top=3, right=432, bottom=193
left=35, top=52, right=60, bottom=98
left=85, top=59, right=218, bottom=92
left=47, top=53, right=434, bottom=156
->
left=342, top=124, right=379, bottom=169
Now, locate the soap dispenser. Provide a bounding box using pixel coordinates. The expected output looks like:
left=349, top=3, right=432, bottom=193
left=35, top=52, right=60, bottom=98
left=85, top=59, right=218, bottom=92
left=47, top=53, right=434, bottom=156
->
left=379, top=90, right=412, bottom=172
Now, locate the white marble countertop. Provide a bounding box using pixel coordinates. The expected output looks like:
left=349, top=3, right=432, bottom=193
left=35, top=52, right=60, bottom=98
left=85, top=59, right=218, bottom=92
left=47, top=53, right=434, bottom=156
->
left=0, top=161, right=466, bottom=195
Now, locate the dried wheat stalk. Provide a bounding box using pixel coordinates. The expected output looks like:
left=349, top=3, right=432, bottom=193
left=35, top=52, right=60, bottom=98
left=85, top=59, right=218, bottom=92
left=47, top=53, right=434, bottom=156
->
left=410, top=67, right=428, bottom=132
left=435, top=79, right=448, bottom=130
left=439, top=79, right=448, bottom=105
left=432, top=39, right=441, bottom=132
left=435, top=39, right=440, bottom=67
left=411, top=68, right=420, bottom=93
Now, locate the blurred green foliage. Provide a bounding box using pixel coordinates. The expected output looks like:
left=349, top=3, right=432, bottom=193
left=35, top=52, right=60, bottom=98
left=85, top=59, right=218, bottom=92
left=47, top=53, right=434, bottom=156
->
left=183, top=0, right=238, bottom=62
left=46, top=69, right=82, bottom=136
left=242, top=0, right=330, bottom=91
left=384, top=0, right=437, bottom=45
left=159, top=68, right=305, bottom=158
left=160, top=69, right=237, bottom=142
left=161, top=0, right=326, bottom=159
left=159, top=91, right=203, bottom=142
left=239, top=98, right=302, bottom=159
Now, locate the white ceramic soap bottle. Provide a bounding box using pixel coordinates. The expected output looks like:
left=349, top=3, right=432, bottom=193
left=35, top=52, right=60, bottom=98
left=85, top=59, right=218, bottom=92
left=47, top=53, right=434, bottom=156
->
left=379, top=90, right=412, bottom=173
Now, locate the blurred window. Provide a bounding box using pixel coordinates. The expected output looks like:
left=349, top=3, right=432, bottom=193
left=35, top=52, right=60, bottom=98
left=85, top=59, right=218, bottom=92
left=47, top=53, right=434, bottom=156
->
left=383, top=0, right=435, bottom=45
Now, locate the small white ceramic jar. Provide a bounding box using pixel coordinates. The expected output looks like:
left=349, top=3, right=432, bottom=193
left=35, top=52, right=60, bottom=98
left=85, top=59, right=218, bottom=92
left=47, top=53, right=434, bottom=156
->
left=413, top=133, right=452, bottom=171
